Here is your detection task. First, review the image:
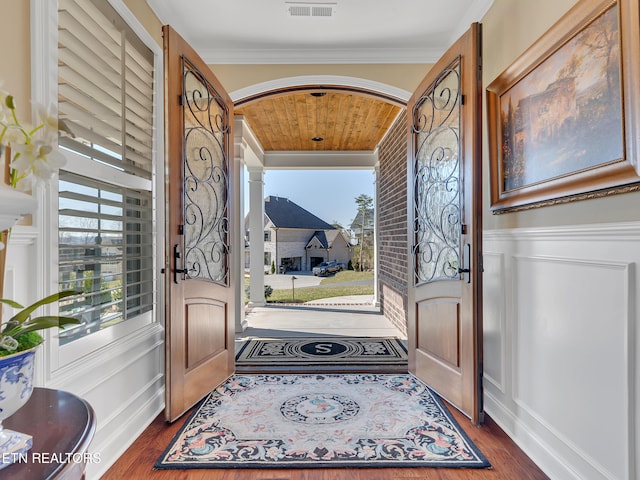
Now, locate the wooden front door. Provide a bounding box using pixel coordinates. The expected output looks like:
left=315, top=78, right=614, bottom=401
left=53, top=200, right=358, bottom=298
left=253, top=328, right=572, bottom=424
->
left=407, top=23, right=483, bottom=423
left=163, top=26, right=235, bottom=422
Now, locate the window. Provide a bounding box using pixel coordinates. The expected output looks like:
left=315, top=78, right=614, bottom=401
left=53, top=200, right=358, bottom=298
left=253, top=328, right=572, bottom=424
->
left=56, top=0, right=155, bottom=343
left=58, top=172, right=153, bottom=344
left=264, top=252, right=271, bottom=266
left=264, top=231, right=271, bottom=242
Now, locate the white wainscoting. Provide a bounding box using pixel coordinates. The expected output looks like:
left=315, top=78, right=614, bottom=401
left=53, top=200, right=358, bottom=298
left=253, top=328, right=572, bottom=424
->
left=47, top=323, right=165, bottom=479
left=4, top=227, right=165, bottom=479
left=483, top=222, right=639, bottom=480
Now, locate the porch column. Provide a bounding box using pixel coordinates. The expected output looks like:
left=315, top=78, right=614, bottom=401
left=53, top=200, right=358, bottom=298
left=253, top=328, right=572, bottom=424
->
left=248, top=167, right=266, bottom=306
left=234, top=147, right=247, bottom=332
left=373, top=164, right=380, bottom=307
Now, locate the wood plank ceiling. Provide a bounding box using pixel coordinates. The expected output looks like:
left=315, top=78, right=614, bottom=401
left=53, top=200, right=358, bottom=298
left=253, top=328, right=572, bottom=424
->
left=235, top=91, right=402, bottom=151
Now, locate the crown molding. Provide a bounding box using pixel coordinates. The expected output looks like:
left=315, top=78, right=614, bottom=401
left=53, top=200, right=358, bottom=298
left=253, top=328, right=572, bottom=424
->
left=200, top=46, right=444, bottom=65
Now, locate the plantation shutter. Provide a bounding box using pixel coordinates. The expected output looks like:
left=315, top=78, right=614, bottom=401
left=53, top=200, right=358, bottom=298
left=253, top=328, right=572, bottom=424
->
left=57, top=0, right=155, bottom=344
left=58, top=0, right=154, bottom=179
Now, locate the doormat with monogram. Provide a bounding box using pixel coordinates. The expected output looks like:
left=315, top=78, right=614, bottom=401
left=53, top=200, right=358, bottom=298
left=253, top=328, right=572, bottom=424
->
left=235, top=336, right=408, bottom=372
left=155, top=373, right=491, bottom=469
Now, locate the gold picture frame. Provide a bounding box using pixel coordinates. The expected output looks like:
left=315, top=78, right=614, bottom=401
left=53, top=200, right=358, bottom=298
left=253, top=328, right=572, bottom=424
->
left=487, top=0, right=640, bottom=212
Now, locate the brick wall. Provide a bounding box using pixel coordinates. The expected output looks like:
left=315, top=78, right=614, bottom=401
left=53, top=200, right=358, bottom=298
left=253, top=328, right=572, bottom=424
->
left=377, top=109, right=408, bottom=336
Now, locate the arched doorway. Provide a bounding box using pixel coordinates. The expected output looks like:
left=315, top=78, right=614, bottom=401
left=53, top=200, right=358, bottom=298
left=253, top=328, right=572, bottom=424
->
left=232, top=76, right=411, bottom=365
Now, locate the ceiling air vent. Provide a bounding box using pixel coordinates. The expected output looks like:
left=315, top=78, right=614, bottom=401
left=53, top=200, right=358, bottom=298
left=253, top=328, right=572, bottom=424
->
left=285, top=2, right=337, bottom=18
left=312, top=5, right=333, bottom=17
left=289, top=4, right=311, bottom=16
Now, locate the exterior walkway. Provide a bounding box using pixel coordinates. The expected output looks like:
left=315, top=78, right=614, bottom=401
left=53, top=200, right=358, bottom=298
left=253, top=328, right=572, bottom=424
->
left=236, top=296, right=406, bottom=353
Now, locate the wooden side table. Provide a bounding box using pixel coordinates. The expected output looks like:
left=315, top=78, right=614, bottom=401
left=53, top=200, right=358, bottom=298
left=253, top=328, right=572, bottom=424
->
left=3, top=388, right=96, bottom=479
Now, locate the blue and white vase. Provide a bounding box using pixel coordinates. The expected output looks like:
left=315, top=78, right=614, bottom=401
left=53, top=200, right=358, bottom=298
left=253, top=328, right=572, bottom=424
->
left=0, top=347, right=36, bottom=469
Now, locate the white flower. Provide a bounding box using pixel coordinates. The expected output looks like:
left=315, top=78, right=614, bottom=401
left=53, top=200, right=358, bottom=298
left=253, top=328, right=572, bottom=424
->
left=35, top=104, right=59, bottom=137
left=2, top=123, right=28, bottom=146
left=0, top=84, right=65, bottom=187
left=11, top=140, right=66, bottom=183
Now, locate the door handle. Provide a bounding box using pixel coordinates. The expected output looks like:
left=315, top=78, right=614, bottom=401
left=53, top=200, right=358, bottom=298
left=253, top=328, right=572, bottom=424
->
left=458, top=243, right=471, bottom=283
left=174, top=244, right=188, bottom=284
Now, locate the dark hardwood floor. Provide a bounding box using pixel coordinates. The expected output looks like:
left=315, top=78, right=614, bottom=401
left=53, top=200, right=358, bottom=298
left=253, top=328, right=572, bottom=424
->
left=103, top=400, right=549, bottom=480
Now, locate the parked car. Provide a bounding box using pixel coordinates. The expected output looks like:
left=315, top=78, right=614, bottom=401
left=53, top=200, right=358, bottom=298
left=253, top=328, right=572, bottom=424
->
left=312, top=260, right=342, bottom=276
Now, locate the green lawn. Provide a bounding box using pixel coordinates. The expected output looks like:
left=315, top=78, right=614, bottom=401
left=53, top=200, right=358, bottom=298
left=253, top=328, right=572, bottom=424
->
left=268, top=284, right=373, bottom=303
left=244, top=270, right=374, bottom=303
left=319, top=270, right=373, bottom=285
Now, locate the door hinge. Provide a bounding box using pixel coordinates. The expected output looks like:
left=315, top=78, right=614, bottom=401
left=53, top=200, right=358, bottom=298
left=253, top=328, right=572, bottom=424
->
left=460, top=94, right=465, bottom=105
left=178, top=93, right=183, bottom=106
left=178, top=224, right=184, bottom=235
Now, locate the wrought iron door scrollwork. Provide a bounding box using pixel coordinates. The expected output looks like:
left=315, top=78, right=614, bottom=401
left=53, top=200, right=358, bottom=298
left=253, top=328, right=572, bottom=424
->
left=182, top=58, right=230, bottom=285
left=412, top=58, right=462, bottom=285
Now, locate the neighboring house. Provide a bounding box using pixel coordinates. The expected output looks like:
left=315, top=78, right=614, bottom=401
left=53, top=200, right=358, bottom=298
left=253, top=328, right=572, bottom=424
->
left=246, top=196, right=352, bottom=272
left=305, top=229, right=352, bottom=269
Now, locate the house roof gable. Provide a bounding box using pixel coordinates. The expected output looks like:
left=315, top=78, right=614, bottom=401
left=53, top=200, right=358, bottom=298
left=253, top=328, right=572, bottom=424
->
left=306, top=229, right=351, bottom=249
left=264, top=196, right=335, bottom=230
left=307, top=230, right=329, bottom=248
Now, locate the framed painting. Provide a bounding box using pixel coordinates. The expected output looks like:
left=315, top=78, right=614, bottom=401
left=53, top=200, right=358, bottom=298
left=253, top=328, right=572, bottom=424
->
left=487, top=0, right=640, bottom=212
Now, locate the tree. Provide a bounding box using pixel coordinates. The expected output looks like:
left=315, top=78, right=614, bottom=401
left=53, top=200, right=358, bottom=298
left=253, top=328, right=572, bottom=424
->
left=575, top=7, right=619, bottom=95
left=353, top=194, right=374, bottom=271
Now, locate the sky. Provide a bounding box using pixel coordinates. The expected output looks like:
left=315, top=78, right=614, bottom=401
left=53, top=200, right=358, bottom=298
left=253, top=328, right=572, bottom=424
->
left=243, top=169, right=375, bottom=229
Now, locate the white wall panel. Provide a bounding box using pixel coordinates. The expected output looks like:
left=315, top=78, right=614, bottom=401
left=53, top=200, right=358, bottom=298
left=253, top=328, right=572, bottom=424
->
left=482, top=251, right=505, bottom=391
left=513, top=256, right=630, bottom=480
left=44, top=323, right=165, bottom=479
left=484, top=222, right=639, bottom=480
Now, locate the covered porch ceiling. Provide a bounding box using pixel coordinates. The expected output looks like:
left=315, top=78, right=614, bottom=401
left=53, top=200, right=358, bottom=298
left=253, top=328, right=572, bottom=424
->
left=235, top=89, right=404, bottom=169
left=235, top=90, right=402, bottom=152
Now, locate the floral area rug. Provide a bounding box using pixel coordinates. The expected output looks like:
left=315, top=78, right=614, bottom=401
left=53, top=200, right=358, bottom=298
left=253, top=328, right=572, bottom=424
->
left=155, top=373, right=490, bottom=469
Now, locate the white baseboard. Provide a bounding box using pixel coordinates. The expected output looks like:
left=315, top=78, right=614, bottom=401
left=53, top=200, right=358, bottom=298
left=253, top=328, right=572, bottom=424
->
left=485, top=392, right=582, bottom=480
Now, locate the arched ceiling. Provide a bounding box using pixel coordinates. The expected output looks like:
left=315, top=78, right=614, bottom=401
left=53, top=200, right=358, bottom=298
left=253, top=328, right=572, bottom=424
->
left=236, top=90, right=402, bottom=152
